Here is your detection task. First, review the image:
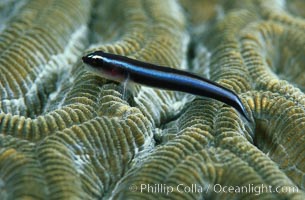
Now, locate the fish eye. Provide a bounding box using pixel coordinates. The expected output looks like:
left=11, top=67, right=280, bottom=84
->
left=91, top=57, right=97, bottom=64
left=82, top=53, right=104, bottom=68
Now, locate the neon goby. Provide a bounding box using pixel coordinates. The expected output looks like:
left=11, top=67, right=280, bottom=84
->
left=82, top=51, right=250, bottom=121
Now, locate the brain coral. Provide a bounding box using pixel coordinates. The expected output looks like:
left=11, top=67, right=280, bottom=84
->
left=0, top=0, right=305, bottom=199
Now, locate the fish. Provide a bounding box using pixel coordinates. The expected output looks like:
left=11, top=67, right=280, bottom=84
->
left=82, top=51, right=251, bottom=122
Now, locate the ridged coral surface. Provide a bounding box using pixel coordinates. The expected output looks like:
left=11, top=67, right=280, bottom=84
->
left=0, top=0, right=304, bottom=199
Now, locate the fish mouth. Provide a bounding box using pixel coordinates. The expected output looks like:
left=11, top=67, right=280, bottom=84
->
left=82, top=55, right=91, bottom=64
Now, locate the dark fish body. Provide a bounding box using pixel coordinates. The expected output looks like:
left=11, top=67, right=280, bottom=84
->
left=82, top=51, right=250, bottom=121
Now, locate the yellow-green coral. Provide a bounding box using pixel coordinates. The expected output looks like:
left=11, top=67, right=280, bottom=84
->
left=0, top=0, right=305, bottom=199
